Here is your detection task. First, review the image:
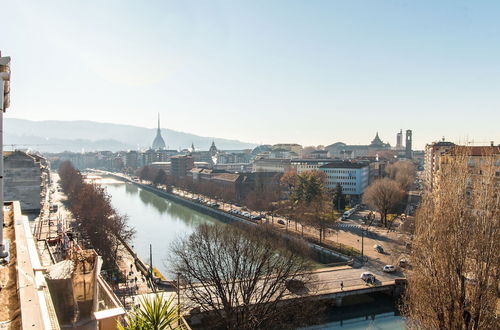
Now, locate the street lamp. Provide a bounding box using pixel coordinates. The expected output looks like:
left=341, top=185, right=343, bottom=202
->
left=0, top=53, right=11, bottom=259
left=361, top=228, right=365, bottom=261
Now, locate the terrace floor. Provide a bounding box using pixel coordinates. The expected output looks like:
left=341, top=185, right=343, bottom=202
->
left=0, top=206, right=21, bottom=329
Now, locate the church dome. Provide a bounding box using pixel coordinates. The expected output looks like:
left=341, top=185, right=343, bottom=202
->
left=369, top=132, right=390, bottom=148
left=152, top=133, right=166, bottom=150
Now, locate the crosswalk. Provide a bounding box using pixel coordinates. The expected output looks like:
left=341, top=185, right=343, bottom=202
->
left=332, top=223, right=398, bottom=233
left=334, top=223, right=360, bottom=230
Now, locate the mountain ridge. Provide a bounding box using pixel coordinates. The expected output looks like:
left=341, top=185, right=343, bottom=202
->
left=5, top=118, right=257, bottom=153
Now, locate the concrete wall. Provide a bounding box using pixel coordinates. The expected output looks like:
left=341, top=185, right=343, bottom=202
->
left=4, top=151, right=42, bottom=211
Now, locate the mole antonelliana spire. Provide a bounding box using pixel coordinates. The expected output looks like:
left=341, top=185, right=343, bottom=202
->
left=151, top=113, right=166, bottom=150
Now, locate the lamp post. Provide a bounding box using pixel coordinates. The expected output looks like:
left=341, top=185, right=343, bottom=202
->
left=0, top=53, right=11, bottom=259
left=361, top=228, right=364, bottom=261
left=176, top=272, right=181, bottom=318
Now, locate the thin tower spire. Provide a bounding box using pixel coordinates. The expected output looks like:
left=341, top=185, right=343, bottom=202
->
left=157, top=113, right=160, bottom=131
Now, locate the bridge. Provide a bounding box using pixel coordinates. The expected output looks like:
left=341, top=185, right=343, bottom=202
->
left=176, top=265, right=402, bottom=319
left=301, top=266, right=402, bottom=306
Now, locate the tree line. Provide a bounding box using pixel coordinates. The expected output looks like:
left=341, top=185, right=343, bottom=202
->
left=58, top=161, right=135, bottom=270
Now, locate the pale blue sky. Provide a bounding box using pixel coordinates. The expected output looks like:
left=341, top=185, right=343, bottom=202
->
left=2, top=0, right=499, bottom=149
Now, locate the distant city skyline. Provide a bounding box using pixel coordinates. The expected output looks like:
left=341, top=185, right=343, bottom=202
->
left=2, top=1, right=499, bottom=149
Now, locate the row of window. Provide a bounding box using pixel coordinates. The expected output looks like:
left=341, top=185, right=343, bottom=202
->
left=328, top=176, right=356, bottom=180
left=328, top=181, right=357, bottom=186
left=323, top=169, right=359, bottom=174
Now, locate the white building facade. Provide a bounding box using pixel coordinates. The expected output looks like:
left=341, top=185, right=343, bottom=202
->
left=290, top=159, right=333, bottom=173
left=318, top=162, right=369, bottom=196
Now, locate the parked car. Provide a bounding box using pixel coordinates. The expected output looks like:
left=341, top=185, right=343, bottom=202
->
left=383, top=265, right=396, bottom=273
left=277, top=219, right=285, bottom=225
left=360, top=272, right=376, bottom=282
left=399, top=258, right=408, bottom=268
left=374, top=244, right=384, bottom=253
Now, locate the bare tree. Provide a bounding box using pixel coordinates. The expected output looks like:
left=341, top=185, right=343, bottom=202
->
left=363, top=178, right=404, bottom=227
left=385, top=160, right=416, bottom=191
left=171, top=224, right=315, bottom=329
left=59, top=161, right=135, bottom=270
left=403, top=148, right=499, bottom=330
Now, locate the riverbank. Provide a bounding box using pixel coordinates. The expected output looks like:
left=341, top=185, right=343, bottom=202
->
left=97, top=170, right=352, bottom=266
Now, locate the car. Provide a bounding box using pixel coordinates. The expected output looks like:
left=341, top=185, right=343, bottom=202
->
left=383, top=265, right=396, bottom=273
left=277, top=219, right=285, bottom=225
left=373, top=244, right=384, bottom=253
left=399, top=258, right=408, bottom=268
left=251, top=215, right=262, bottom=221
left=360, top=272, right=376, bottom=282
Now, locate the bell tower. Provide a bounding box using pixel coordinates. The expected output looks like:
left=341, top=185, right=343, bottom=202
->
left=405, top=129, right=412, bottom=159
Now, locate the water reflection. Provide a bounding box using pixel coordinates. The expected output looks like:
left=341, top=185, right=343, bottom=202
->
left=125, top=183, right=139, bottom=194
left=138, top=189, right=169, bottom=213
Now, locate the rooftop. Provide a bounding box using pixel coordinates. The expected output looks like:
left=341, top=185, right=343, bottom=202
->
left=291, top=159, right=333, bottom=163
left=319, top=161, right=369, bottom=169
left=211, top=173, right=242, bottom=182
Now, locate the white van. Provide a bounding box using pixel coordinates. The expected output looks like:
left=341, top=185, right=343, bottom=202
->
left=342, top=208, right=355, bottom=220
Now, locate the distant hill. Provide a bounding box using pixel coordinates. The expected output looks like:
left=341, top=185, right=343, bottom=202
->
left=5, top=118, right=257, bottom=153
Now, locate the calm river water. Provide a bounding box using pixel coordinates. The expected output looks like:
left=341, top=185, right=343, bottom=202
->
left=103, top=182, right=219, bottom=279
left=103, top=181, right=405, bottom=329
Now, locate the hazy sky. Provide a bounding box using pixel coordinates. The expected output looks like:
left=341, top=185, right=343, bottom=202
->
left=2, top=0, right=499, bottom=149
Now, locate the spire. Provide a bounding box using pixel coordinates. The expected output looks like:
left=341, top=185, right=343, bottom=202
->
left=152, top=114, right=166, bottom=150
